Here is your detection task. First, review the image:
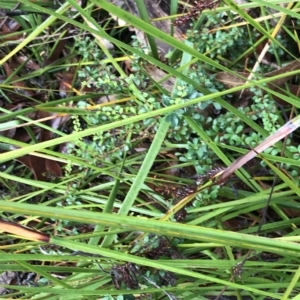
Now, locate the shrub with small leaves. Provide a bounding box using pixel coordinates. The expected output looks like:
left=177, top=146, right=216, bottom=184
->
left=192, top=185, right=220, bottom=208
left=187, top=16, right=247, bottom=59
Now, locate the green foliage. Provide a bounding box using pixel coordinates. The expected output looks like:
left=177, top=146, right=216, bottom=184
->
left=71, top=11, right=300, bottom=203
left=2, top=1, right=300, bottom=299
left=193, top=185, right=220, bottom=208
left=74, top=36, right=103, bottom=60
left=188, top=18, right=247, bottom=59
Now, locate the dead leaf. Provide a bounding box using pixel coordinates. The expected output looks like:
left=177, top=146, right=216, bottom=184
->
left=215, top=59, right=300, bottom=103
left=17, top=156, right=47, bottom=181
left=0, top=271, right=15, bottom=295
left=3, top=111, right=65, bottom=181
left=15, top=54, right=40, bottom=71
left=45, top=158, right=62, bottom=178
left=56, top=73, right=75, bottom=98
left=144, top=63, right=175, bottom=92
left=0, top=18, right=22, bottom=41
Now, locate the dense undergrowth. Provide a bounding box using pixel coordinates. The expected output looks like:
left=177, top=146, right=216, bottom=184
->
left=0, top=0, right=300, bottom=299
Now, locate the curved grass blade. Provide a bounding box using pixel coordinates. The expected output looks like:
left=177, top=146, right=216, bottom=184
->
left=2, top=201, right=300, bottom=256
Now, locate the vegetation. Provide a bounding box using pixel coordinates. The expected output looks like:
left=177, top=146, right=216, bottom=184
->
left=0, top=0, right=300, bottom=299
